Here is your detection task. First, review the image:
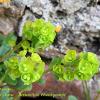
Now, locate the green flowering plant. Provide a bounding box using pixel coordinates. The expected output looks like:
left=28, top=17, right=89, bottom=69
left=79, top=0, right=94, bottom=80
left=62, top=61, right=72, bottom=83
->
left=0, top=18, right=99, bottom=100
left=4, top=50, right=45, bottom=85
left=77, top=52, right=99, bottom=80
left=50, top=50, right=99, bottom=81
left=0, top=19, right=56, bottom=92
left=23, top=19, right=56, bottom=50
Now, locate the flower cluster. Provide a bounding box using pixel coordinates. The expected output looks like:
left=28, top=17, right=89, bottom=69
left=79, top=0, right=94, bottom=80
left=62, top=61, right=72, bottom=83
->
left=77, top=52, right=99, bottom=80
left=52, top=50, right=99, bottom=81
left=23, top=19, right=56, bottom=50
left=4, top=50, right=45, bottom=85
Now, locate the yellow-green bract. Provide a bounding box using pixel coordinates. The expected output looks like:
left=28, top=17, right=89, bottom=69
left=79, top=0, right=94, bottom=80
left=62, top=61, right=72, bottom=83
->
left=4, top=50, right=45, bottom=85
left=77, top=52, right=99, bottom=80
left=23, top=19, right=56, bottom=50
left=51, top=50, right=99, bottom=81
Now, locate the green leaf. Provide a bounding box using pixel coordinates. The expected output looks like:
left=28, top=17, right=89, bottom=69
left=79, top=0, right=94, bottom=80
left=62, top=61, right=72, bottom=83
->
left=0, top=44, right=10, bottom=56
left=68, top=95, right=78, bottom=100
left=0, top=33, right=5, bottom=45
left=4, top=75, right=17, bottom=86
left=3, top=33, right=17, bottom=47
left=38, top=78, right=46, bottom=85
left=31, top=36, right=39, bottom=48
left=15, top=80, right=32, bottom=91
left=0, top=33, right=17, bottom=56
left=49, top=57, right=62, bottom=68
left=0, top=63, right=6, bottom=79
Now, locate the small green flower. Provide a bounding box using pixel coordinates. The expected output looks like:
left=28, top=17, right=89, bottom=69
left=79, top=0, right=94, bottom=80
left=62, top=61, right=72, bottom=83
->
left=23, top=19, right=56, bottom=50
left=51, top=50, right=99, bottom=81
left=19, top=57, right=34, bottom=73
left=21, top=40, right=30, bottom=50
left=21, top=73, right=34, bottom=85
left=80, top=52, right=99, bottom=67
left=77, top=52, right=99, bottom=80
left=4, top=57, right=18, bottom=69
left=53, top=65, right=64, bottom=75
left=77, top=72, right=91, bottom=80
left=63, top=68, right=75, bottom=81
left=8, top=69, right=21, bottom=80
left=62, top=50, right=76, bottom=64
left=21, top=72, right=40, bottom=85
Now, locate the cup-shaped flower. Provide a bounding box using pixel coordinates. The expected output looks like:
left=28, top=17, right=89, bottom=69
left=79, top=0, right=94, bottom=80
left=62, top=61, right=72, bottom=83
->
left=77, top=52, right=99, bottom=80
left=52, top=65, right=64, bottom=76
left=23, top=19, right=56, bottom=49
left=8, top=68, right=21, bottom=80
left=21, top=73, right=34, bottom=85
left=21, top=72, right=40, bottom=85
left=19, top=57, right=34, bottom=73
left=62, top=50, right=76, bottom=64
left=4, top=57, right=18, bottom=69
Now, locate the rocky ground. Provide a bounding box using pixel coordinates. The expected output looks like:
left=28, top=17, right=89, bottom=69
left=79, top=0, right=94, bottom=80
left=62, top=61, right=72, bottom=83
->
left=0, top=0, right=100, bottom=100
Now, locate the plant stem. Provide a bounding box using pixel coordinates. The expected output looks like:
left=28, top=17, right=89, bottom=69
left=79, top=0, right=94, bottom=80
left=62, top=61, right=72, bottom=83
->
left=82, top=81, right=91, bottom=100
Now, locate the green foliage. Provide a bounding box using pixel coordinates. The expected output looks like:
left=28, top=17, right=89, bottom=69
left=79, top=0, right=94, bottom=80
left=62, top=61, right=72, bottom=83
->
left=15, top=80, right=32, bottom=91
left=68, top=95, right=78, bottom=100
left=0, top=18, right=99, bottom=94
left=23, top=19, right=56, bottom=50
left=4, top=75, right=17, bottom=86
left=0, top=19, right=56, bottom=91
left=38, top=78, right=46, bottom=85
left=2, top=33, right=17, bottom=48
left=0, top=63, right=6, bottom=79
left=21, top=40, right=30, bottom=50
left=0, top=33, right=16, bottom=56
left=0, top=34, right=5, bottom=45
left=51, top=50, right=99, bottom=81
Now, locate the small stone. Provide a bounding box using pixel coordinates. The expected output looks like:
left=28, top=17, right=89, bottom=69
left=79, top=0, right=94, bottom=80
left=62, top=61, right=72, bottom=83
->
left=0, top=17, right=17, bottom=35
